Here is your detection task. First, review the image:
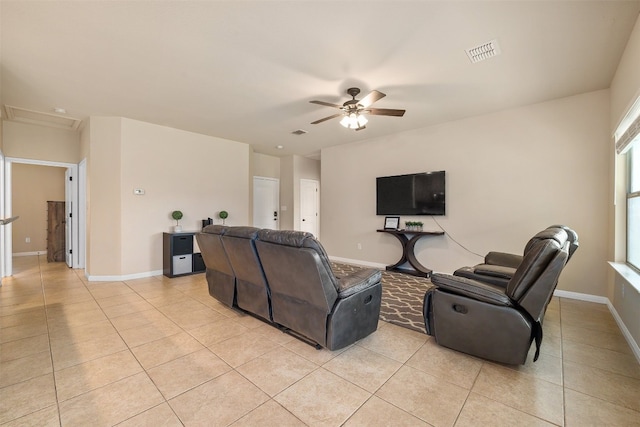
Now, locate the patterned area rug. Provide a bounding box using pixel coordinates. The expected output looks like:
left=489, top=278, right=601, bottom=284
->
left=331, top=262, right=433, bottom=334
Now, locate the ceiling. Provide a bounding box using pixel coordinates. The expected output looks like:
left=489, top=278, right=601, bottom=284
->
left=1, top=1, right=639, bottom=159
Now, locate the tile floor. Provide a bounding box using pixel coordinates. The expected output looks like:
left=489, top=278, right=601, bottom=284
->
left=1, top=255, right=639, bottom=426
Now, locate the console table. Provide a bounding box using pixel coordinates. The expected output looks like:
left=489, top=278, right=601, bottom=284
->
left=377, top=229, right=445, bottom=278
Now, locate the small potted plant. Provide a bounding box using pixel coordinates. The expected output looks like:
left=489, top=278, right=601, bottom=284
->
left=219, top=210, right=228, bottom=225
left=171, top=210, right=183, bottom=232
left=404, top=221, right=424, bottom=231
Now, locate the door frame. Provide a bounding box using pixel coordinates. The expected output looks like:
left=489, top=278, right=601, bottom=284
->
left=3, top=157, right=82, bottom=276
left=299, top=178, right=320, bottom=238
left=253, top=176, right=280, bottom=230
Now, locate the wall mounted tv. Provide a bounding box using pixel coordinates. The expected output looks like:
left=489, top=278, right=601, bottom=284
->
left=376, top=171, right=446, bottom=216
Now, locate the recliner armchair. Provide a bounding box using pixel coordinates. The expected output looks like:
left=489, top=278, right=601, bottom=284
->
left=453, top=225, right=578, bottom=287
left=254, top=229, right=382, bottom=350
left=423, top=227, right=571, bottom=365
left=220, top=226, right=272, bottom=322
left=195, top=225, right=236, bottom=307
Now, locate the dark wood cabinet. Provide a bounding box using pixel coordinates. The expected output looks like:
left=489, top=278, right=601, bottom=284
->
left=47, top=201, right=66, bottom=262
left=163, top=232, right=205, bottom=277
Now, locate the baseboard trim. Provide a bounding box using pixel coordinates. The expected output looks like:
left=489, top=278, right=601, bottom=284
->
left=547, top=290, right=640, bottom=364
left=86, top=270, right=163, bottom=282
left=552, top=289, right=608, bottom=304
left=606, top=299, right=640, bottom=364
left=13, top=251, right=47, bottom=257
left=329, top=256, right=387, bottom=270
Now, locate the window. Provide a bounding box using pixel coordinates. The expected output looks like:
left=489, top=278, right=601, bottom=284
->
left=628, top=146, right=640, bottom=271
left=616, top=94, right=640, bottom=271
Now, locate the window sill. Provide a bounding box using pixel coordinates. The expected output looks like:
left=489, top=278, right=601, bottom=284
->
left=608, top=262, right=640, bottom=293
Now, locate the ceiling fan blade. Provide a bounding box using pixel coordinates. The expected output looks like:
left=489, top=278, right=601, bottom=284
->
left=364, top=108, right=406, bottom=117
left=358, top=90, right=386, bottom=108
left=310, top=100, right=342, bottom=109
left=311, top=113, right=343, bottom=124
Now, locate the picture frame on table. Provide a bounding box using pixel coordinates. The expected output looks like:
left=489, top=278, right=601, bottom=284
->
left=384, top=216, right=400, bottom=230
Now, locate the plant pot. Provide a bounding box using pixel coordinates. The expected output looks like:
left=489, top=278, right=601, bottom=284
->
left=173, top=225, right=182, bottom=232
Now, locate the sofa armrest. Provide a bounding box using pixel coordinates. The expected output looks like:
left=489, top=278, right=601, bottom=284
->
left=484, top=251, right=522, bottom=268
left=431, top=273, right=514, bottom=307
left=337, top=269, right=382, bottom=298
left=473, top=264, right=517, bottom=279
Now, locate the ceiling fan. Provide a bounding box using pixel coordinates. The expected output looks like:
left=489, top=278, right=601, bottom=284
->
left=310, top=87, right=406, bottom=131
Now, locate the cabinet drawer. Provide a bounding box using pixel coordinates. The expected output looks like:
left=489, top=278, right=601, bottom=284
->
left=172, top=235, right=193, bottom=255
left=173, top=254, right=193, bottom=275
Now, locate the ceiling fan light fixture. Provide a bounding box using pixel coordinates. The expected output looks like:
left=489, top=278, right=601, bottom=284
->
left=340, top=112, right=367, bottom=129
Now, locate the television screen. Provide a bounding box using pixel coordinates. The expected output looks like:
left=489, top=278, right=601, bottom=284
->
left=376, top=171, right=445, bottom=215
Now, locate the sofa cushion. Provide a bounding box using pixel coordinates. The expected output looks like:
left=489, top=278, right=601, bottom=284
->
left=203, top=224, right=229, bottom=235
left=224, top=226, right=260, bottom=239
left=337, top=269, right=382, bottom=298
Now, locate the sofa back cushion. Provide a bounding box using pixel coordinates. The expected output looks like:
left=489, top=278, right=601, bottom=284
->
left=197, top=226, right=232, bottom=275
left=221, top=226, right=271, bottom=320
left=255, top=229, right=338, bottom=345
left=506, top=227, right=569, bottom=321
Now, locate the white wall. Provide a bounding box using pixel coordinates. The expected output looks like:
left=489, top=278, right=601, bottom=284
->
left=2, top=121, right=80, bottom=163
left=12, top=163, right=66, bottom=253
left=322, top=90, right=610, bottom=297
left=252, top=152, right=280, bottom=179
left=609, top=14, right=640, bottom=352
left=86, top=117, right=250, bottom=279
left=277, top=155, right=320, bottom=231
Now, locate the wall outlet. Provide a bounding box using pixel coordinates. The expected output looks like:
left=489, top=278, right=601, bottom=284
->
left=25, top=237, right=30, bottom=243
left=357, top=243, right=362, bottom=250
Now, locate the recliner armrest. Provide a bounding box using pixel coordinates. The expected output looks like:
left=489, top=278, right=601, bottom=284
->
left=484, top=251, right=522, bottom=268
left=337, top=269, right=382, bottom=298
left=473, top=264, right=516, bottom=279
left=431, top=273, right=514, bottom=307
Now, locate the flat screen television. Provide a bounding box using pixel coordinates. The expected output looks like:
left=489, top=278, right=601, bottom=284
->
left=376, top=171, right=445, bottom=215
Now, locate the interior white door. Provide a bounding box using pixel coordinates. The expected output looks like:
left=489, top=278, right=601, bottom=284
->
left=253, top=177, right=279, bottom=230
left=64, top=168, right=73, bottom=267
left=299, top=179, right=319, bottom=237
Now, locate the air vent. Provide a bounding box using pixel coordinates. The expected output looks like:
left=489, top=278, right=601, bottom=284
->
left=4, top=105, right=82, bottom=131
left=465, top=39, right=501, bottom=63
left=291, top=129, right=308, bottom=135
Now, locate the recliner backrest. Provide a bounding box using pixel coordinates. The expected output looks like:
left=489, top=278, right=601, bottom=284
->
left=255, top=229, right=339, bottom=345
left=506, top=227, right=569, bottom=321
left=255, top=229, right=339, bottom=297
left=221, top=226, right=272, bottom=320
left=547, top=224, right=579, bottom=260
left=198, top=225, right=232, bottom=275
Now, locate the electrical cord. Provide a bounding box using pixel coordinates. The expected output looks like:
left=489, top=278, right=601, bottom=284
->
left=430, top=216, right=484, bottom=258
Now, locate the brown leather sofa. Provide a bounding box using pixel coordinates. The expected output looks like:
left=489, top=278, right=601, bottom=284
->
left=197, top=226, right=382, bottom=350
left=423, top=227, right=573, bottom=365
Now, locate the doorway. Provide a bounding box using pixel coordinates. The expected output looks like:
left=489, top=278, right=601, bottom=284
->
left=3, top=157, right=83, bottom=277
left=299, top=179, right=319, bottom=237
left=253, top=176, right=280, bottom=230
